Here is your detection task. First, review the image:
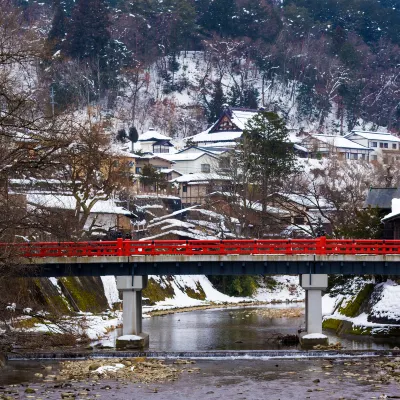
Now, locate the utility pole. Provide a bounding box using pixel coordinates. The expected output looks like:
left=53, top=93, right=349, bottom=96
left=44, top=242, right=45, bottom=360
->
left=50, top=85, right=56, bottom=117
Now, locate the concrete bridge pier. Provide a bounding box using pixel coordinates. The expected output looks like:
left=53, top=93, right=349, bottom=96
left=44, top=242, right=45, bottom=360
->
left=116, top=275, right=149, bottom=350
left=299, top=274, right=329, bottom=348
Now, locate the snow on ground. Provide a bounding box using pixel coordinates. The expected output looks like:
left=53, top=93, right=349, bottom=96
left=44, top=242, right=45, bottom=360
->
left=370, top=280, right=400, bottom=322
left=323, top=280, right=400, bottom=333
left=322, top=294, right=338, bottom=316
left=100, top=276, right=120, bottom=308
left=254, top=275, right=305, bottom=303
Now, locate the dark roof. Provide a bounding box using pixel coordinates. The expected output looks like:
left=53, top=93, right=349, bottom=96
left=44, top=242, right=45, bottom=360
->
left=364, top=188, right=400, bottom=209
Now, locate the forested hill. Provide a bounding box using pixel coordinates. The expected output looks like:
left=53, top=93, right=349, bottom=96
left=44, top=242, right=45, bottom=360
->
left=11, top=0, right=400, bottom=133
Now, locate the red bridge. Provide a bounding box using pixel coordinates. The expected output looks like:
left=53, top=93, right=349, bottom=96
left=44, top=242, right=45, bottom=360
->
left=5, top=237, right=400, bottom=348
left=3, top=237, right=400, bottom=277
left=6, top=237, right=400, bottom=258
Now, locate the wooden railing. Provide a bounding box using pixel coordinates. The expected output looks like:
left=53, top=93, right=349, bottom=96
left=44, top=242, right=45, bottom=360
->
left=2, top=237, right=400, bottom=258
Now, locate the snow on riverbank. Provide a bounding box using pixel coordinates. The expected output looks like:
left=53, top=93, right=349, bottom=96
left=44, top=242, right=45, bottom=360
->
left=322, top=279, right=400, bottom=334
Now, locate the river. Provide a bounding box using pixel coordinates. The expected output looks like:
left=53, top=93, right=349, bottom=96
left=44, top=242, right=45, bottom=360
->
left=1, top=304, right=400, bottom=398
left=141, top=304, right=394, bottom=351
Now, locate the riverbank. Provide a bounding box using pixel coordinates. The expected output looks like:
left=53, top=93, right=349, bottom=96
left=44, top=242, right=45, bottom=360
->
left=2, top=356, right=400, bottom=399
left=144, top=300, right=303, bottom=317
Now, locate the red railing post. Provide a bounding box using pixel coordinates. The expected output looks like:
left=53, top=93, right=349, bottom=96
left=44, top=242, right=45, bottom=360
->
left=117, top=238, right=123, bottom=256
left=317, top=236, right=326, bottom=255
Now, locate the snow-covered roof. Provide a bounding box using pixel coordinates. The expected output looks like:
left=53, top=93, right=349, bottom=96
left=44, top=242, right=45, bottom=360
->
left=161, top=152, right=216, bottom=162
left=382, top=198, right=400, bottom=221
left=135, top=154, right=173, bottom=163
left=148, top=218, right=195, bottom=230
left=200, top=141, right=238, bottom=148
left=347, top=130, right=400, bottom=143
left=140, top=229, right=217, bottom=241
left=228, top=109, right=259, bottom=130
left=139, top=129, right=172, bottom=141
left=170, top=172, right=230, bottom=183
left=27, top=194, right=134, bottom=216
left=191, top=130, right=242, bottom=143
left=306, top=134, right=372, bottom=150
left=274, top=192, right=333, bottom=209
left=159, top=168, right=182, bottom=175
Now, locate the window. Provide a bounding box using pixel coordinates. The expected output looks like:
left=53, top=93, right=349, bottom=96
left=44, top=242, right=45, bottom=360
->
left=153, top=144, right=170, bottom=153
left=182, top=185, right=187, bottom=193
left=201, top=164, right=210, bottom=173
left=384, top=143, right=389, bottom=148
left=371, top=155, right=378, bottom=161
left=113, top=160, right=120, bottom=167
left=393, top=144, right=397, bottom=150
left=135, top=167, right=142, bottom=174
left=350, top=153, right=358, bottom=160
left=294, top=216, right=305, bottom=225
left=371, top=142, right=377, bottom=147
left=361, top=154, right=366, bottom=160
left=128, top=161, right=134, bottom=167
left=380, top=142, right=384, bottom=148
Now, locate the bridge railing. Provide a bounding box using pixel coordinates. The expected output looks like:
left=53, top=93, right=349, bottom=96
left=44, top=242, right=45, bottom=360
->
left=3, top=237, right=400, bottom=258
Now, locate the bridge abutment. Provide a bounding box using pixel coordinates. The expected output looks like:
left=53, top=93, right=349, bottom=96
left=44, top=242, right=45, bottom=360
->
left=116, top=275, right=149, bottom=350
left=299, top=274, right=329, bottom=347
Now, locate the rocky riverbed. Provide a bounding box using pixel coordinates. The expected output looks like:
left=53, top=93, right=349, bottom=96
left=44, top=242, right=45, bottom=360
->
left=2, top=356, right=400, bottom=399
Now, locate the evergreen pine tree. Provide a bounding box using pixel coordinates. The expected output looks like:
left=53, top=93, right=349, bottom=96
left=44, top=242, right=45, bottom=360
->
left=46, top=0, right=68, bottom=54
left=66, top=0, right=111, bottom=60
left=238, top=111, right=298, bottom=234
left=207, top=81, right=226, bottom=123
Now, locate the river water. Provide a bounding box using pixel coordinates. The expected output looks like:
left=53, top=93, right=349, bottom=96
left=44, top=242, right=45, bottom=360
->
left=1, top=304, right=400, bottom=398
left=141, top=304, right=394, bottom=351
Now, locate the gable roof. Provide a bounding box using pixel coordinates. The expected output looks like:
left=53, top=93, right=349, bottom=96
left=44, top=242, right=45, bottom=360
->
left=304, top=134, right=372, bottom=151
left=347, top=130, right=400, bottom=143
left=170, top=172, right=230, bottom=183
left=209, top=108, right=259, bottom=133
left=161, top=151, right=217, bottom=162
left=139, top=129, right=171, bottom=141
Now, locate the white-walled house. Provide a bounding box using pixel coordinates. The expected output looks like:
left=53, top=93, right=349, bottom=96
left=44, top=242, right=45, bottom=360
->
left=137, top=128, right=176, bottom=154
left=301, top=134, right=372, bottom=160
left=161, top=148, right=219, bottom=174
left=345, top=131, right=400, bottom=163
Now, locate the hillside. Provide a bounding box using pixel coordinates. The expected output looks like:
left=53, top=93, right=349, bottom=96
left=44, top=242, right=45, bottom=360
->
left=3, top=0, right=399, bottom=136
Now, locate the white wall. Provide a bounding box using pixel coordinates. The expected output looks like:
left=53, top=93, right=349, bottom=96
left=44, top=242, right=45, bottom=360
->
left=172, top=154, right=217, bottom=174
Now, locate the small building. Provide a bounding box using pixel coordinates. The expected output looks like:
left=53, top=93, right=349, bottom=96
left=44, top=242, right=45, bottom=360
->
left=137, top=129, right=175, bottom=154
left=161, top=147, right=220, bottom=175
left=301, top=134, right=372, bottom=160
left=170, top=173, right=231, bottom=205
left=345, top=130, right=400, bottom=164
left=190, top=107, right=259, bottom=147
left=134, top=154, right=174, bottom=174
left=26, top=194, right=137, bottom=238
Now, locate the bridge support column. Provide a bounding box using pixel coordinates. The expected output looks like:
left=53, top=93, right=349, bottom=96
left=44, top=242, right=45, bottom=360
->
left=299, top=274, right=329, bottom=348
left=116, top=275, right=149, bottom=350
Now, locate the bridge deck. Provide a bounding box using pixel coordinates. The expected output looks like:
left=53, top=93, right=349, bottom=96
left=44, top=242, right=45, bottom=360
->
left=21, top=254, right=400, bottom=276
left=4, top=238, right=400, bottom=276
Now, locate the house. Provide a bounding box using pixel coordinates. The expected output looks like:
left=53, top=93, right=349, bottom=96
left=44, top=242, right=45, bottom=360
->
left=137, top=128, right=175, bottom=154
left=268, top=192, right=333, bottom=236
left=170, top=173, right=231, bottom=205
left=134, top=154, right=174, bottom=174
left=26, top=194, right=137, bottom=238
left=301, top=134, right=372, bottom=160
left=161, top=147, right=221, bottom=174
left=345, top=131, right=400, bottom=164
left=190, top=107, right=259, bottom=147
